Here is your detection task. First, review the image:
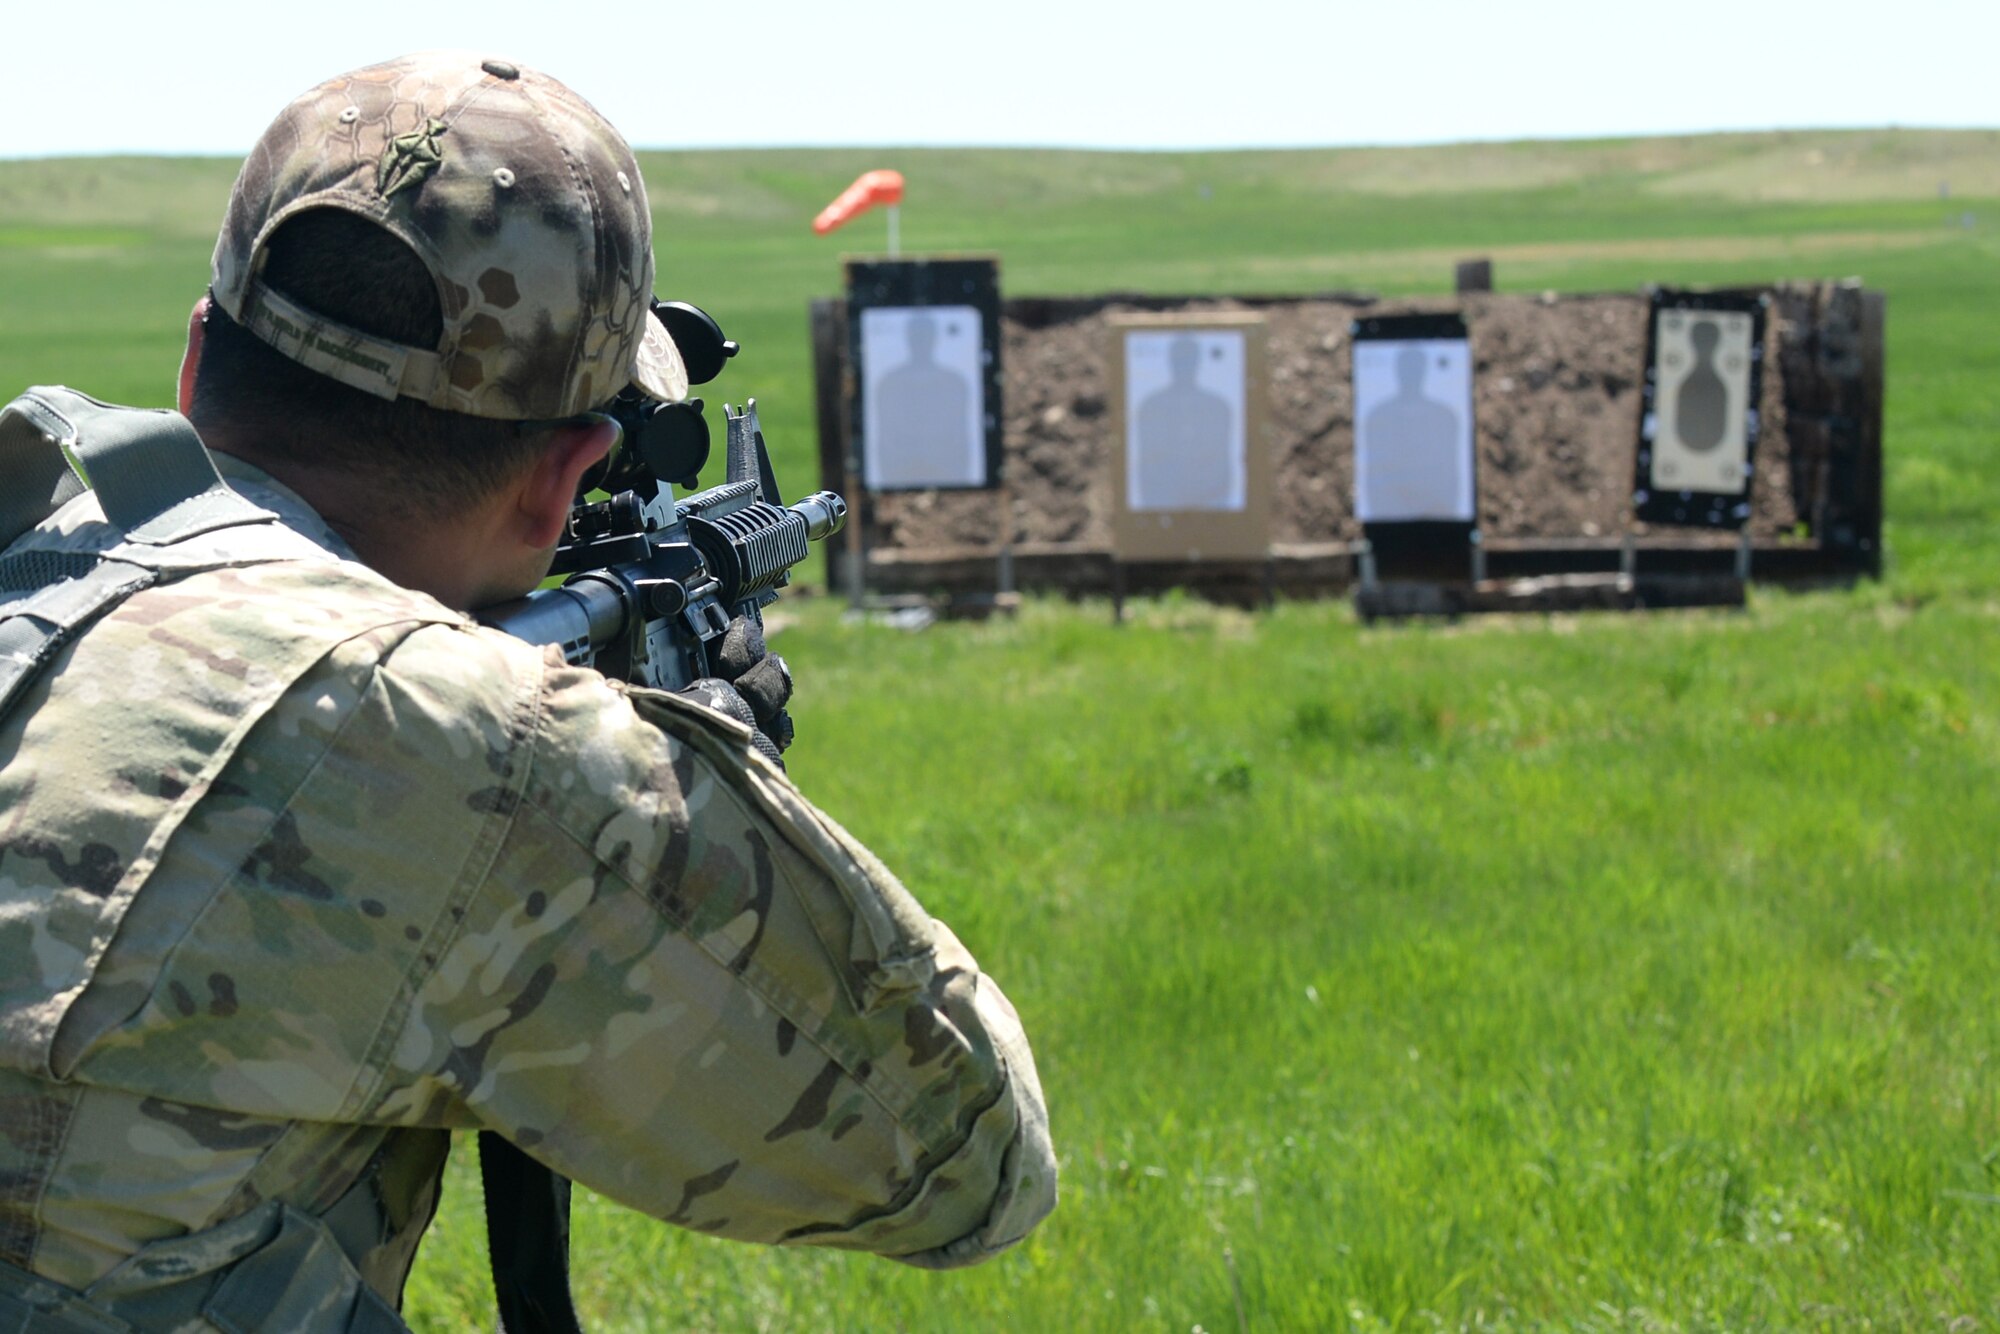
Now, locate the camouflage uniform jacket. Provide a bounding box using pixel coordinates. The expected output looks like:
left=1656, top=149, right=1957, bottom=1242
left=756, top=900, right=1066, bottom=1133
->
left=0, top=456, right=1055, bottom=1331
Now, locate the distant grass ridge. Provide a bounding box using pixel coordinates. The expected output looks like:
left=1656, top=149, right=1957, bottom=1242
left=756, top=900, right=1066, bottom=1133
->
left=1, top=132, right=1996, bottom=1329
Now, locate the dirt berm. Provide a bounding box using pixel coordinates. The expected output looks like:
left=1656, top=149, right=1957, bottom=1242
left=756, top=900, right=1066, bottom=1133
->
left=860, top=289, right=1817, bottom=555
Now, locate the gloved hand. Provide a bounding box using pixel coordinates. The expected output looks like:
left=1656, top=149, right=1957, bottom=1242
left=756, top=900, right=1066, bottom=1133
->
left=678, top=616, right=794, bottom=767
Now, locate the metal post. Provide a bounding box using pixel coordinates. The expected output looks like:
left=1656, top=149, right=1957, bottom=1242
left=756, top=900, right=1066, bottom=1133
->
left=1455, top=258, right=1493, bottom=293
left=886, top=205, right=900, bottom=259
left=996, top=479, right=1015, bottom=599
left=1620, top=530, right=1636, bottom=581
left=1469, top=528, right=1486, bottom=585
left=843, top=531, right=868, bottom=606
left=1736, top=528, right=1753, bottom=582
left=1358, top=539, right=1378, bottom=592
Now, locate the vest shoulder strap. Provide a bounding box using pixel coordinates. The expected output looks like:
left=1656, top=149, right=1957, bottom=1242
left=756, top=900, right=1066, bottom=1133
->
left=0, top=561, right=157, bottom=720
left=0, top=386, right=275, bottom=548
left=0, top=386, right=286, bottom=725
left=0, top=393, right=87, bottom=554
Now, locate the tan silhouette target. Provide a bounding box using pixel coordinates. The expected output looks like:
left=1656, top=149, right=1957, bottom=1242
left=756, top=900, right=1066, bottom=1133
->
left=1107, top=311, right=1271, bottom=562
left=1648, top=308, right=1755, bottom=496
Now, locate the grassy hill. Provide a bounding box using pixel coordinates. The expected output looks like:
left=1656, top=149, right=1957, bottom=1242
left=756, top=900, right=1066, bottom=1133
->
left=2, top=131, right=1997, bottom=1329
left=6, top=129, right=1991, bottom=541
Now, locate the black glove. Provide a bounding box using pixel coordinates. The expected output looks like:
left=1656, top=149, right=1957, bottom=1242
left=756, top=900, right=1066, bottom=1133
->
left=679, top=617, right=794, bottom=767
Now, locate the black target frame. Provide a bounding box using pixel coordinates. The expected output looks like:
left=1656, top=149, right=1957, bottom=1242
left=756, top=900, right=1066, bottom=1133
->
left=1633, top=288, right=1770, bottom=530
left=845, top=257, right=1003, bottom=492
left=1351, top=312, right=1477, bottom=577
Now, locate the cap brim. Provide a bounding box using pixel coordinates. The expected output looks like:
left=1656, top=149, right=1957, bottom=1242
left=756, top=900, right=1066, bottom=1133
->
left=632, top=308, right=691, bottom=403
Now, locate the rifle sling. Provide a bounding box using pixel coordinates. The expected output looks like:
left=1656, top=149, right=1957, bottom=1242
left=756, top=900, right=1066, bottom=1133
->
left=478, top=1131, right=584, bottom=1334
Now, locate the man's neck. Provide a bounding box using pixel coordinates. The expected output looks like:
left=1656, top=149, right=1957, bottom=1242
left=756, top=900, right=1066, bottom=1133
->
left=206, top=440, right=516, bottom=611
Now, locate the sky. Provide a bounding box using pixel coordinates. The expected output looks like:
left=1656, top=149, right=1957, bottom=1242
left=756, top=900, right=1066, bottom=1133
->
left=3, top=0, right=1993, bottom=157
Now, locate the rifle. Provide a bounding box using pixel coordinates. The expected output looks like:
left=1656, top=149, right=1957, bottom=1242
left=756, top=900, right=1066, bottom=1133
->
left=479, top=299, right=845, bottom=692
left=472, top=301, right=844, bottom=1334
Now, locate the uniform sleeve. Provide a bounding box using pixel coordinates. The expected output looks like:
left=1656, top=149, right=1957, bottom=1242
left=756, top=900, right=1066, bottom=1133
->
left=370, top=631, right=1055, bottom=1268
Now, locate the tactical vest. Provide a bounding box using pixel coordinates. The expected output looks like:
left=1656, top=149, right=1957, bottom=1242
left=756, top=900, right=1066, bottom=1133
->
left=0, top=388, right=439, bottom=1333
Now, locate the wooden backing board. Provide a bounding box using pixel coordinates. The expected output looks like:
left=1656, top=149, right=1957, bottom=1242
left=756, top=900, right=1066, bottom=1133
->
left=1855, top=289, right=1886, bottom=575
left=810, top=297, right=866, bottom=597
left=1106, top=311, right=1272, bottom=562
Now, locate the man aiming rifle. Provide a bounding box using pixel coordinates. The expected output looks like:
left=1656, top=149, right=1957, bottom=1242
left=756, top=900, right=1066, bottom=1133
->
left=0, top=53, right=1053, bottom=1332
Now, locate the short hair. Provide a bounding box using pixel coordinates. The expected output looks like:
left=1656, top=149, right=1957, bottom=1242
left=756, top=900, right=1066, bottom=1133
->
left=190, top=209, right=554, bottom=517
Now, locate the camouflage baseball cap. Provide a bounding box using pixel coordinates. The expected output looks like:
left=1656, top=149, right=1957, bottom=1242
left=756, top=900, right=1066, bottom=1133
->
left=211, top=51, right=688, bottom=421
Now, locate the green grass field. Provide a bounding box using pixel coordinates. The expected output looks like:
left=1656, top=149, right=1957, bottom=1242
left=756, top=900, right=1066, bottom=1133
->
left=2, top=130, right=1997, bottom=1330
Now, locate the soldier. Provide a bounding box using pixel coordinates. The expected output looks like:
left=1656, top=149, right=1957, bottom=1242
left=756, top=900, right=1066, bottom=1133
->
left=0, top=53, right=1054, bottom=1332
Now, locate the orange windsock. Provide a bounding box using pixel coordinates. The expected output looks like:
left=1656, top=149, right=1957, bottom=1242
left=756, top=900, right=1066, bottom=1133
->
left=812, top=170, right=905, bottom=235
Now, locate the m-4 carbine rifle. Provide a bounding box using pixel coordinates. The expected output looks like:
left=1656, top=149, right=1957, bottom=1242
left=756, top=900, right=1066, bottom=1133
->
left=472, top=300, right=844, bottom=1334
left=479, top=298, right=845, bottom=692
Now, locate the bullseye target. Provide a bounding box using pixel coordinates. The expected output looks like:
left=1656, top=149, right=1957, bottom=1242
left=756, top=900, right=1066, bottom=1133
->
left=1633, top=290, right=1768, bottom=529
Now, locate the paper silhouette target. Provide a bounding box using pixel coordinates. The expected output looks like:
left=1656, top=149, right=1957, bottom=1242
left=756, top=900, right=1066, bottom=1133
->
left=1124, top=329, right=1247, bottom=512
left=1107, top=312, right=1270, bottom=563
left=860, top=304, right=987, bottom=490
left=1633, top=290, right=1768, bottom=529
left=1352, top=336, right=1475, bottom=523
left=1648, top=309, right=1753, bottom=495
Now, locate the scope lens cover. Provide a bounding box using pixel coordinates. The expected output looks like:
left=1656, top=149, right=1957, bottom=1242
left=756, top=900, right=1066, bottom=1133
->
left=654, top=300, right=739, bottom=386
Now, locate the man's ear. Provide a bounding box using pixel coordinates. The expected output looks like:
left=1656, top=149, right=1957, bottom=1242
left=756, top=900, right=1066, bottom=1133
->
left=177, top=295, right=211, bottom=416
left=519, top=419, right=617, bottom=550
